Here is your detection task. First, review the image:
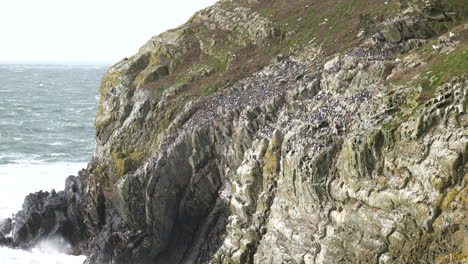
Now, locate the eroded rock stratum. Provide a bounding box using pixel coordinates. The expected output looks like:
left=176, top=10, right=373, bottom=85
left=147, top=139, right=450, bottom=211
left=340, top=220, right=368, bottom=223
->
left=1, top=0, right=467, bottom=263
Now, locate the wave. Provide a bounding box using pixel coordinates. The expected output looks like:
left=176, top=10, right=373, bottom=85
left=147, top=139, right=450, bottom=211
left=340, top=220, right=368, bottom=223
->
left=0, top=162, right=87, bottom=220
left=0, top=240, right=86, bottom=264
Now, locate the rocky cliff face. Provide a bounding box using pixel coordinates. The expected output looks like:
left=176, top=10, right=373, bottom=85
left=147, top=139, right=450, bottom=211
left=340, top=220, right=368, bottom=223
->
left=1, top=0, right=467, bottom=263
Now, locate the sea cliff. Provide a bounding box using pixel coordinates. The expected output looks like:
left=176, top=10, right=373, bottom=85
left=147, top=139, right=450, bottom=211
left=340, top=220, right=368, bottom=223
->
left=1, top=0, right=467, bottom=263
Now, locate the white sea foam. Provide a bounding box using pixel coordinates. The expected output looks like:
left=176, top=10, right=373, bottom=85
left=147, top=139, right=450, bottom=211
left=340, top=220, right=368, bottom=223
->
left=0, top=63, right=104, bottom=263
left=0, top=245, right=86, bottom=264
left=0, top=162, right=86, bottom=220
left=0, top=162, right=88, bottom=263
left=50, top=153, right=66, bottom=157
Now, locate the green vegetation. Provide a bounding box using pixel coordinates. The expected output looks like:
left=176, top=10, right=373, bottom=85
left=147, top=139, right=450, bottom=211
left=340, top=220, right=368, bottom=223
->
left=111, top=148, right=146, bottom=177
left=381, top=21, right=467, bottom=147
left=258, top=0, right=399, bottom=55
left=416, top=45, right=468, bottom=101
left=154, top=85, right=171, bottom=97
left=135, top=0, right=405, bottom=102
left=446, top=0, right=468, bottom=21
left=209, top=49, right=232, bottom=72
left=201, top=80, right=225, bottom=96
left=388, top=22, right=467, bottom=102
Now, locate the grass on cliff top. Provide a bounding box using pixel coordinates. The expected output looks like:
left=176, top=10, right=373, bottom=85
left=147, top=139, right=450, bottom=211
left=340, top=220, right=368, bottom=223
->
left=141, top=0, right=468, bottom=102
left=387, top=24, right=467, bottom=102
left=191, top=0, right=400, bottom=96
left=255, top=0, right=400, bottom=55
left=382, top=23, right=467, bottom=135
left=417, top=45, right=467, bottom=101
left=143, top=0, right=402, bottom=97
left=129, top=0, right=405, bottom=162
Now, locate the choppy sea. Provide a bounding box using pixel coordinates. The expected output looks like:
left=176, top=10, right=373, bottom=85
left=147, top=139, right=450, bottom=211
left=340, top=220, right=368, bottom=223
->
left=0, top=64, right=107, bottom=263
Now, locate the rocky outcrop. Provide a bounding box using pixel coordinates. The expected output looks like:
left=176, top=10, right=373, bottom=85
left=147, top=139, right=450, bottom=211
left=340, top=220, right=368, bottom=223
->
left=0, top=176, right=85, bottom=250
left=1, top=0, right=467, bottom=263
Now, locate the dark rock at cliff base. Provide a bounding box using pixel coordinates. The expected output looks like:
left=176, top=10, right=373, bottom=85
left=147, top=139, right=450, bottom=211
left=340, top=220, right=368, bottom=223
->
left=0, top=176, right=86, bottom=250
left=0, top=218, right=14, bottom=247
left=0, top=218, right=12, bottom=235
left=11, top=190, right=68, bottom=248
left=0, top=233, right=13, bottom=247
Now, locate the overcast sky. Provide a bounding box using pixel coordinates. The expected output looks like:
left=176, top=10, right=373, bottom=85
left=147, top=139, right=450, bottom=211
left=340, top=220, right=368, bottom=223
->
left=0, top=0, right=218, bottom=64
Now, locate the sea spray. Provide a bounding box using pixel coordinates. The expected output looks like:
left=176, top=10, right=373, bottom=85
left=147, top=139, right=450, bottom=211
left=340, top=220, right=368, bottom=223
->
left=0, top=237, right=84, bottom=264
left=0, top=162, right=87, bottom=219
left=0, top=64, right=105, bottom=263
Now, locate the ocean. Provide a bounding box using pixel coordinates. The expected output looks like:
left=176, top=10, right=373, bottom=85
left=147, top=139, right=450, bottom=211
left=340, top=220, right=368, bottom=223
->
left=0, top=64, right=107, bottom=263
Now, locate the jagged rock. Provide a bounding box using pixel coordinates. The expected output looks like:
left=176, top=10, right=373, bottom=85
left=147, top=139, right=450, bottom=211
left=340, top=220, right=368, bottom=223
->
left=0, top=218, right=12, bottom=235
left=9, top=190, right=68, bottom=248
left=379, top=20, right=404, bottom=42
left=0, top=176, right=86, bottom=251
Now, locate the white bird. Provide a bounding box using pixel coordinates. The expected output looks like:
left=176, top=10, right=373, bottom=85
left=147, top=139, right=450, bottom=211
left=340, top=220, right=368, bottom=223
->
left=432, top=45, right=439, bottom=50
left=449, top=32, right=455, bottom=37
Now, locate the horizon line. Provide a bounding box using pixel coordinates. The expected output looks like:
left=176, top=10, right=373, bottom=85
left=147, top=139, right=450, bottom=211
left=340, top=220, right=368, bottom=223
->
left=0, top=60, right=116, bottom=65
